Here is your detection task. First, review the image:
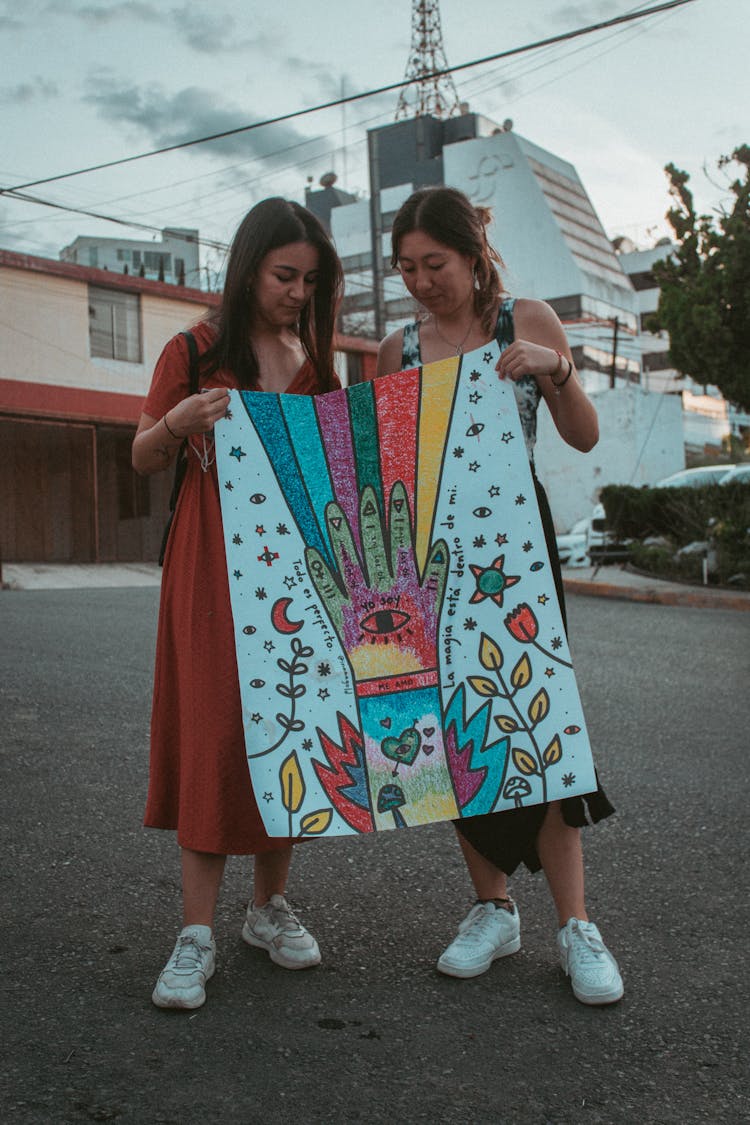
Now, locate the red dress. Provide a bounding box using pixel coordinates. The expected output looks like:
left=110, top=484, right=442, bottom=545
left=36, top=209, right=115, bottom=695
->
left=142, top=322, right=331, bottom=854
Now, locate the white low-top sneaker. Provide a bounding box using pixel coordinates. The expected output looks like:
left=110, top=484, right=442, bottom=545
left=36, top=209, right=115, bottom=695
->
left=152, top=924, right=216, bottom=1010
left=242, top=894, right=321, bottom=969
left=437, top=900, right=521, bottom=979
left=557, top=918, right=624, bottom=1005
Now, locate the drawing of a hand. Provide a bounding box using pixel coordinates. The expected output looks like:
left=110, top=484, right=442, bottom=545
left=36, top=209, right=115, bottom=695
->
left=305, top=483, right=460, bottom=829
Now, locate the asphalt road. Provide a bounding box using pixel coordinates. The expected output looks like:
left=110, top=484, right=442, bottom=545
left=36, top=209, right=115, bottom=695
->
left=1, top=589, right=748, bottom=1125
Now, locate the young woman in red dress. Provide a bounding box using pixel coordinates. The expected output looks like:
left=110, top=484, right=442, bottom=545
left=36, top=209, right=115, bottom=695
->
left=132, top=198, right=343, bottom=1009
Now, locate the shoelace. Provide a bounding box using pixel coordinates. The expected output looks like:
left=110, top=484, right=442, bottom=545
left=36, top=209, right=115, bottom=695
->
left=568, top=922, right=607, bottom=963
left=457, top=904, right=502, bottom=940
left=264, top=902, right=304, bottom=934
left=171, top=936, right=208, bottom=970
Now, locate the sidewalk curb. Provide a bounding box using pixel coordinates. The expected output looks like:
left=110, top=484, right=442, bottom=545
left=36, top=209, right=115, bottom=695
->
left=563, top=577, right=750, bottom=611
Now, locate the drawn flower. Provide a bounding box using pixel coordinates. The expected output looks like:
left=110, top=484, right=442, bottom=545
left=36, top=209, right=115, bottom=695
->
left=504, top=603, right=539, bottom=643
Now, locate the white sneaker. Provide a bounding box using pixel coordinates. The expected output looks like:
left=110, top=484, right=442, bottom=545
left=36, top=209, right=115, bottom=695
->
left=557, top=918, right=624, bottom=1005
left=152, top=924, right=216, bottom=1010
left=437, top=900, right=521, bottom=979
left=242, top=894, right=321, bottom=970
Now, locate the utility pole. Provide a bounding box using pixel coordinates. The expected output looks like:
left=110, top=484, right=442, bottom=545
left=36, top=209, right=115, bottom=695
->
left=610, top=316, right=620, bottom=389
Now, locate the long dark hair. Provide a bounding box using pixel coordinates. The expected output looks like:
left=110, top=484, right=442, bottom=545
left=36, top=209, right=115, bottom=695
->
left=390, top=186, right=504, bottom=335
left=203, top=198, right=343, bottom=391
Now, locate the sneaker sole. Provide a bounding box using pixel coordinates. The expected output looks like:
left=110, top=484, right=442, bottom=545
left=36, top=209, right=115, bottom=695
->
left=436, top=934, right=521, bottom=979
left=568, top=976, right=624, bottom=1006
left=241, top=923, right=321, bottom=970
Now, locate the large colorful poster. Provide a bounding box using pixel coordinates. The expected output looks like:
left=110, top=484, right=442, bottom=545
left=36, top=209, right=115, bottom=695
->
left=215, top=343, right=597, bottom=838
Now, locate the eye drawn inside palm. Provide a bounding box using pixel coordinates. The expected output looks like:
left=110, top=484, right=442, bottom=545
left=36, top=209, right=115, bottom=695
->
left=305, top=482, right=449, bottom=684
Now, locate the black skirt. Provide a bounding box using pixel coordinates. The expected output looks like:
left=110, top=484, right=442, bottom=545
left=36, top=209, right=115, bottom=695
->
left=454, top=473, right=615, bottom=875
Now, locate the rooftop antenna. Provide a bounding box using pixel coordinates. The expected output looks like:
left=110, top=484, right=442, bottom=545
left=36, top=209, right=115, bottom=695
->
left=395, top=0, right=460, bottom=120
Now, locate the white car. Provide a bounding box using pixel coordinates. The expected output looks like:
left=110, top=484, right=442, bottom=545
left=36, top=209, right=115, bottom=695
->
left=654, top=465, right=737, bottom=488
left=720, top=464, right=750, bottom=485
left=555, top=517, right=591, bottom=568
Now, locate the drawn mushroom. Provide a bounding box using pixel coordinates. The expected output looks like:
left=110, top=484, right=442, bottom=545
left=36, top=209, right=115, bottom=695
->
left=377, top=784, right=407, bottom=828
left=503, top=776, right=532, bottom=809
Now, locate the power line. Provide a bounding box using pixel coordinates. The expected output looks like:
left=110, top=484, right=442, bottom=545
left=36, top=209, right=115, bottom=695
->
left=1, top=0, right=696, bottom=196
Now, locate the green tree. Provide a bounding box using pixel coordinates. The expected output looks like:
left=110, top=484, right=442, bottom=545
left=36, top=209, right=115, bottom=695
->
left=649, top=145, right=750, bottom=411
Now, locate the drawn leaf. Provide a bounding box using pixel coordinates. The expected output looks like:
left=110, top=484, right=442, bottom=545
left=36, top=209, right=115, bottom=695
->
left=290, top=684, right=306, bottom=698
left=468, top=675, right=499, bottom=698
left=479, top=633, right=503, bottom=672
left=494, top=715, right=519, bottom=733
left=512, top=747, right=539, bottom=776
left=295, top=663, right=309, bottom=675
left=276, top=684, right=292, bottom=698
left=277, top=659, right=293, bottom=673
left=280, top=751, right=305, bottom=813
left=510, top=653, right=532, bottom=690
left=299, top=809, right=333, bottom=835
left=528, top=688, right=549, bottom=725
left=543, top=735, right=562, bottom=767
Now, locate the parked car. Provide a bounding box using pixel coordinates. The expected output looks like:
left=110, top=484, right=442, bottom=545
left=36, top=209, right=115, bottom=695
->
left=720, top=464, right=750, bottom=485
left=654, top=465, right=737, bottom=488
left=555, top=517, right=591, bottom=568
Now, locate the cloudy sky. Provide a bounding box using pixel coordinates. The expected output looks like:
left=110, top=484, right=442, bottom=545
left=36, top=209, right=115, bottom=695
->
left=1, top=0, right=747, bottom=279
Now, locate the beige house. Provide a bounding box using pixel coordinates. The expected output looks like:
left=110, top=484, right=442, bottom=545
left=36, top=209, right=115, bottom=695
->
left=0, top=250, right=377, bottom=563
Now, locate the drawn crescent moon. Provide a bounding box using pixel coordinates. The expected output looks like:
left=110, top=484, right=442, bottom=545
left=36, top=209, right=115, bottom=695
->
left=271, top=597, right=303, bottom=635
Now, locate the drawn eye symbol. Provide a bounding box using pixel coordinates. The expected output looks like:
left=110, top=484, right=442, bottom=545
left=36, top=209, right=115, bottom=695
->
left=249, top=493, right=266, bottom=504
left=243, top=625, right=256, bottom=635
left=360, top=609, right=411, bottom=635
left=249, top=678, right=266, bottom=688
left=473, top=506, right=492, bottom=518
left=466, top=421, right=485, bottom=437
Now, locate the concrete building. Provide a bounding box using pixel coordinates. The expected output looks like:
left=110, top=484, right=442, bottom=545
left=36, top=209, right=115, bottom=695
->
left=0, top=249, right=377, bottom=563
left=60, top=227, right=201, bottom=287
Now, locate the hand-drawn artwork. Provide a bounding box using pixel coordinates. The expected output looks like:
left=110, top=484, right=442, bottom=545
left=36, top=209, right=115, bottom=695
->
left=215, top=343, right=598, bottom=838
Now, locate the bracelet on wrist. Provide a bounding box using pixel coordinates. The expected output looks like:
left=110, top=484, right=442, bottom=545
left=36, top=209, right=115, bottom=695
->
left=163, top=412, right=181, bottom=440
left=551, top=357, right=574, bottom=393
left=551, top=349, right=563, bottom=378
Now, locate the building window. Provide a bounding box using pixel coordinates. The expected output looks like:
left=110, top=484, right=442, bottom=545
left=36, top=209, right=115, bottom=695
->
left=132, top=250, right=142, bottom=268
left=144, top=251, right=171, bottom=274
left=88, top=285, right=142, bottom=362
left=89, top=247, right=98, bottom=268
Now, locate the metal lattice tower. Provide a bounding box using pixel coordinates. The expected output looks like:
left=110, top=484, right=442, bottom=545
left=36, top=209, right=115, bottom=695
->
left=395, top=0, right=461, bottom=120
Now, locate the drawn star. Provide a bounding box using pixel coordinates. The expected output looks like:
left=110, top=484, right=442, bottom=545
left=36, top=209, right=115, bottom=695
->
left=522, top=540, right=533, bottom=552
left=544, top=667, right=555, bottom=678
left=224, top=480, right=234, bottom=491
left=515, top=494, right=526, bottom=506
left=232, top=569, right=242, bottom=580
left=263, top=639, right=275, bottom=653
left=255, top=587, right=267, bottom=600
left=468, top=460, right=480, bottom=472
left=551, top=636, right=563, bottom=650
left=473, top=535, right=486, bottom=548
left=470, top=369, right=481, bottom=382
left=229, top=446, right=246, bottom=461
left=283, top=575, right=297, bottom=590
left=495, top=533, right=508, bottom=547
left=453, top=446, right=465, bottom=459
left=250, top=712, right=262, bottom=724
left=262, top=791, right=273, bottom=802
left=317, top=662, right=331, bottom=677
left=232, top=533, right=243, bottom=546
left=537, top=593, right=550, bottom=606
left=464, top=617, right=478, bottom=631
left=276, top=523, right=290, bottom=535
left=562, top=773, right=576, bottom=788
left=318, top=687, right=330, bottom=701
left=483, top=351, right=492, bottom=363
left=302, top=738, right=313, bottom=751
left=468, top=554, right=521, bottom=607
left=488, top=484, right=501, bottom=498
left=501, top=431, right=514, bottom=444
left=468, top=390, right=482, bottom=405
left=255, top=524, right=265, bottom=536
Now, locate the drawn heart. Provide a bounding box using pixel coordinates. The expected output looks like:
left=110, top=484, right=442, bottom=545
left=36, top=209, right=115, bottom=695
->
left=381, top=727, right=421, bottom=770
left=422, top=727, right=435, bottom=738
left=380, top=717, right=392, bottom=729
left=423, top=744, right=435, bottom=755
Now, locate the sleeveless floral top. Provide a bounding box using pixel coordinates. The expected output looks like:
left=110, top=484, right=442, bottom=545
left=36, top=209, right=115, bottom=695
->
left=400, top=298, right=542, bottom=463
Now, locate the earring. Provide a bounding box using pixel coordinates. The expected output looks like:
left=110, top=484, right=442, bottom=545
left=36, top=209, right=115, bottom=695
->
left=473, top=268, right=481, bottom=291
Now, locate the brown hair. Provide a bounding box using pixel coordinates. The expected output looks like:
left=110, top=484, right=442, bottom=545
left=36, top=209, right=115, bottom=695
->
left=390, top=186, right=504, bottom=335
left=202, top=197, right=343, bottom=391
